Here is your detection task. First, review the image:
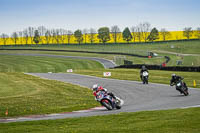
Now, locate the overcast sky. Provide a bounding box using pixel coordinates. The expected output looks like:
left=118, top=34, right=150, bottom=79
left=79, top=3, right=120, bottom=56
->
left=0, top=0, right=199, bottom=34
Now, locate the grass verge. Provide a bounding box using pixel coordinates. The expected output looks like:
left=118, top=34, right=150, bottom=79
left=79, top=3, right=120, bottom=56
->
left=0, top=107, right=200, bottom=133
left=0, top=73, right=98, bottom=118
left=75, top=69, right=200, bottom=88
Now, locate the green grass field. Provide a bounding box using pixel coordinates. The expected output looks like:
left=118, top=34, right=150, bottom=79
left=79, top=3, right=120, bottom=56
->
left=0, top=107, right=200, bottom=133
left=0, top=54, right=104, bottom=72
left=1, top=40, right=200, bottom=54
left=0, top=55, right=103, bottom=117
left=0, top=73, right=98, bottom=118
left=1, top=40, right=200, bottom=66
left=1, top=50, right=199, bottom=66
left=0, top=50, right=167, bottom=66
left=75, top=69, right=200, bottom=88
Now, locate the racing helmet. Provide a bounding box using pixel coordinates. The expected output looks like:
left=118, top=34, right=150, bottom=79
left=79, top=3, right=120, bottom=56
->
left=92, top=84, right=98, bottom=91
left=142, top=65, right=146, bottom=70
left=171, top=73, right=176, bottom=78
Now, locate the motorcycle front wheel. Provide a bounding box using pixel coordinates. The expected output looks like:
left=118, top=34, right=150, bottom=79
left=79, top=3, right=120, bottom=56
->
left=101, top=100, right=113, bottom=110
left=183, top=91, right=189, bottom=96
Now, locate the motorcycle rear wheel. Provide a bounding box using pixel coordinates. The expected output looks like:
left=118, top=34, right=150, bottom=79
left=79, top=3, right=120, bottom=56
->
left=116, top=105, right=121, bottom=109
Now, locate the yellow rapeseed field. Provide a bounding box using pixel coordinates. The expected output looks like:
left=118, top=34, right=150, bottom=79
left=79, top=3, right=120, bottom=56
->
left=0, top=31, right=198, bottom=45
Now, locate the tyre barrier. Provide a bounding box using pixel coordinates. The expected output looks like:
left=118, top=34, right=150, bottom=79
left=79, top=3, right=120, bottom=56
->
left=114, top=64, right=200, bottom=72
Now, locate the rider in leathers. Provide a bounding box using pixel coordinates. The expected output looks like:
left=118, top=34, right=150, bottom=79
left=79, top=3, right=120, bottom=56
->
left=140, top=65, right=149, bottom=81
left=170, top=74, right=188, bottom=92
left=92, top=84, right=116, bottom=100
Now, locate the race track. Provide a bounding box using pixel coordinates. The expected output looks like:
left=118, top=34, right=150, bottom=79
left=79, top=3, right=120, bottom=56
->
left=0, top=53, right=199, bottom=123
left=1, top=73, right=200, bottom=123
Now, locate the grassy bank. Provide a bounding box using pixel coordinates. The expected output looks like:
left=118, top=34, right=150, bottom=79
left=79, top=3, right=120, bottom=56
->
left=75, top=69, right=200, bottom=88
left=0, top=73, right=98, bottom=118
left=1, top=50, right=199, bottom=66
left=0, top=54, right=104, bottom=72
left=0, top=107, right=200, bottom=133
left=0, top=50, right=167, bottom=65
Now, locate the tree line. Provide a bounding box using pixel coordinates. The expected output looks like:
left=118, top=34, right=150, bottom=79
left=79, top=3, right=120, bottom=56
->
left=0, top=22, right=200, bottom=45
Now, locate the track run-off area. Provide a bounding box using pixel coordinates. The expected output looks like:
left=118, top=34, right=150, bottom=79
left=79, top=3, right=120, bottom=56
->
left=0, top=53, right=199, bottom=123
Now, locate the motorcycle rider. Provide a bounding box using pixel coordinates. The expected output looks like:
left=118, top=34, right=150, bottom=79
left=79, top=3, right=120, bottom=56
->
left=92, top=84, right=116, bottom=100
left=170, top=74, right=188, bottom=92
left=140, top=65, right=149, bottom=82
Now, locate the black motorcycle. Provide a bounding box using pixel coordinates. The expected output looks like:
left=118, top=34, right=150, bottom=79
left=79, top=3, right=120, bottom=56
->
left=171, top=80, right=189, bottom=96
left=141, top=71, right=149, bottom=84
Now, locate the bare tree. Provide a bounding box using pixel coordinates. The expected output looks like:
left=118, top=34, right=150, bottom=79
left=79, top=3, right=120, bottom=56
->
left=131, top=26, right=137, bottom=42
left=23, top=29, right=29, bottom=45
left=56, top=29, right=65, bottom=44
left=28, top=27, right=35, bottom=44
left=1, top=33, right=9, bottom=45
left=195, top=27, right=200, bottom=39
left=18, top=31, right=23, bottom=44
left=111, top=25, right=121, bottom=44
left=44, top=30, right=52, bottom=44
left=51, top=29, right=57, bottom=44
left=37, top=26, right=47, bottom=44
left=52, top=29, right=62, bottom=44
left=52, top=29, right=57, bottom=44
left=59, top=29, right=67, bottom=44
left=11, top=32, right=19, bottom=45
left=88, top=28, right=96, bottom=44
left=183, top=27, right=193, bottom=40
left=83, top=29, right=88, bottom=44
left=160, top=28, right=171, bottom=41
left=140, top=22, right=151, bottom=42
left=135, top=25, right=142, bottom=42
left=66, top=30, right=73, bottom=44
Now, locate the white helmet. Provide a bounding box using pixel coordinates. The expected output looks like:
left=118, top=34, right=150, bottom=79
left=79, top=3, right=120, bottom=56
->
left=172, top=74, right=176, bottom=77
left=92, top=84, right=98, bottom=91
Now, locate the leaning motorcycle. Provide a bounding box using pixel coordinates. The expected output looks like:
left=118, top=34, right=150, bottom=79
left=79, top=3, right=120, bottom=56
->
left=142, top=71, right=149, bottom=84
left=173, top=80, right=189, bottom=96
left=95, top=91, right=123, bottom=110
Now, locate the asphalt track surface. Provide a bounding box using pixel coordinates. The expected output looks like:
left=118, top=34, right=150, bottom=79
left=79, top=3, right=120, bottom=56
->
left=1, top=73, right=200, bottom=123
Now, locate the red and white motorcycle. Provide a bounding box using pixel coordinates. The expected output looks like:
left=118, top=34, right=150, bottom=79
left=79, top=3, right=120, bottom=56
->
left=95, top=91, right=124, bottom=110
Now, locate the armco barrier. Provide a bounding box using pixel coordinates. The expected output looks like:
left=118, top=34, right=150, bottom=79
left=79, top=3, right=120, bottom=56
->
left=114, top=64, right=200, bottom=72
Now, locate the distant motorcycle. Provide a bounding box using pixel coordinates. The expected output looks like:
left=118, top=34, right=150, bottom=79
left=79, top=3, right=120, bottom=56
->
left=171, top=80, right=189, bottom=96
left=141, top=71, right=149, bottom=84
left=95, top=91, right=123, bottom=110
